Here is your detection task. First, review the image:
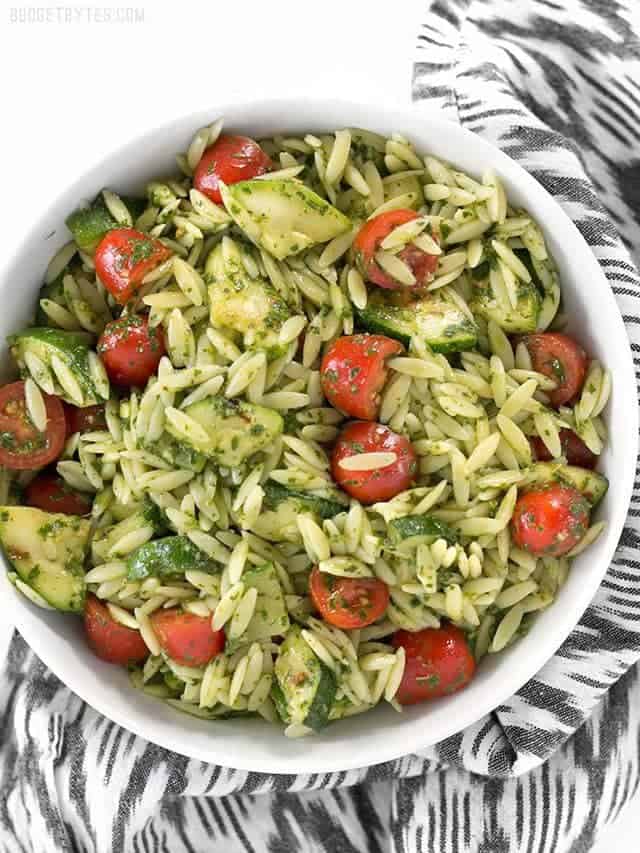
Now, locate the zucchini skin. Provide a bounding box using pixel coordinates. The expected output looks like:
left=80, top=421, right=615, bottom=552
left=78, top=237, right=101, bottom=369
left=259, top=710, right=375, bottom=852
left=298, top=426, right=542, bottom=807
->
left=0, top=506, right=90, bottom=612
left=470, top=275, right=540, bottom=333
left=11, top=327, right=107, bottom=406
left=527, top=463, right=608, bottom=506
left=303, top=665, right=338, bottom=732
left=262, top=482, right=347, bottom=520
left=388, top=514, right=458, bottom=546
left=271, top=665, right=337, bottom=732
left=354, top=302, right=477, bottom=354
left=274, top=625, right=337, bottom=731
left=66, top=194, right=145, bottom=249
left=270, top=681, right=291, bottom=724
left=126, top=535, right=208, bottom=580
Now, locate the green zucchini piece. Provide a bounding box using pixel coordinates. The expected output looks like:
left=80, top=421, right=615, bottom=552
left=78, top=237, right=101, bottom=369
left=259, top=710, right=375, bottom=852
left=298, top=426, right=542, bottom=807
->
left=526, top=463, right=608, bottom=506
left=66, top=193, right=145, bottom=250
left=142, top=434, right=206, bottom=473
left=10, top=327, right=108, bottom=406
left=225, top=562, right=290, bottom=652
left=514, top=249, right=545, bottom=295
left=0, top=506, right=89, bottom=612
left=274, top=625, right=337, bottom=731
left=388, top=514, right=458, bottom=548
left=470, top=270, right=540, bottom=333
left=348, top=128, right=387, bottom=171
left=355, top=293, right=477, bottom=353
left=91, top=499, right=165, bottom=562
left=163, top=671, right=184, bottom=694
left=251, top=483, right=347, bottom=544
left=383, top=173, right=424, bottom=210
left=126, top=535, right=209, bottom=580
left=205, top=241, right=292, bottom=357
left=263, top=482, right=347, bottom=519
left=270, top=680, right=291, bottom=724
left=220, top=179, right=352, bottom=260
left=167, top=396, right=283, bottom=468
left=336, top=188, right=372, bottom=222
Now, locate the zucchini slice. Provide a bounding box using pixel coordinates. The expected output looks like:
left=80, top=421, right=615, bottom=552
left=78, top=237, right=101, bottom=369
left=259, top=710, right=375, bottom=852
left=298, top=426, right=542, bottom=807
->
left=526, top=463, right=608, bottom=506
left=66, top=193, right=145, bottom=250
left=263, top=482, right=347, bottom=519
left=142, top=434, right=207, bottom=473
left=355, top=293, right=477, bottom=353
left=0, top=506, right=89, bottom=612
left=383, top=173, right=424, bottom=210
left=167, top=396, right=283, bottom=468
left=225, top=562, right=290, bottom=652
left=126, top=535, right=209, bottom=580
left=92, top=499, right=165, bottom=563
left=11, top=327, right=108, bottom=406
left=220, top=179, right=352, bottom=260
left=348, top=128, right=387, bottom=171
left=388, top=514, right=458, bottom=548
left=205, top=241, right=292, bottom=357
left=470, top=267, right=540, bottom=333
left=273, top=625, right=337, bottom=731
left=251, top=483, right=347, bottom=544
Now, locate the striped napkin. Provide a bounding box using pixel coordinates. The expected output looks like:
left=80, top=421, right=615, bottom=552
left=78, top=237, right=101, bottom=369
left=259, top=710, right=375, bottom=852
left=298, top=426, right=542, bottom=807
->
left=1, top=1, right=639, bottom=850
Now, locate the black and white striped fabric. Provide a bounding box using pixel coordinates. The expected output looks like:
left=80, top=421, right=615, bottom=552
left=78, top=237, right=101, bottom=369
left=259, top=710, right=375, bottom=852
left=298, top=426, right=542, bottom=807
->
left=1, top=1, right=639, bottom=850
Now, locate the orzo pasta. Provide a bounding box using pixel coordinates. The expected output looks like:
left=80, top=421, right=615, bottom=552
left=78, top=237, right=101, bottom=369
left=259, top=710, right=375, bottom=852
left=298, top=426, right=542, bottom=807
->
left=0, top=120, right=610, bottom=735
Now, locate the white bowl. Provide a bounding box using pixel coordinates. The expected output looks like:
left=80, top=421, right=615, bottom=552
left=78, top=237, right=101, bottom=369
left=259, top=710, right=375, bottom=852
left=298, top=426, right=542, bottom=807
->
left=2, top=99, right=636, bottom=774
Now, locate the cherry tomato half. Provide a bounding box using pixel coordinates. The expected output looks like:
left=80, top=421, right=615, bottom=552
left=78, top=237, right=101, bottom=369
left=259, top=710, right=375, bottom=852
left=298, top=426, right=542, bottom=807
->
left=523, top=333, right=588, bottom=407
left=530, top=428, right=597, bottom=469
left=309, top=566, right=389, bottom=629
left=25, top=472, right=92, bottom=515
left=84, top=594, right=149, bottom=665
left=320, top=334, right=403, bottom=420
left=63, top=403, right=107, bottom=437
left=331, top=421, right=417, bottom=504
left=95, top=228, right=172, bottom=305
left=193, top=135, right=273, bottom=205
left=353, top=209, right=439, bottom=290
left=510, top=484, right=590, bottom=557
left=0, top=381, right=66, bottom=470
left=392, top=624, right=476, bottom=704
left=98, top=315, right=165, bottom=387
left=150, top=609, right=225, bottom=667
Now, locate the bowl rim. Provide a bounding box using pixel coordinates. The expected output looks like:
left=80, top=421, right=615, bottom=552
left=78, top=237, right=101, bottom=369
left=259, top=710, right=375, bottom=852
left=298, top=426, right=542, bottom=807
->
left=2, top=96, right=637, bottom=774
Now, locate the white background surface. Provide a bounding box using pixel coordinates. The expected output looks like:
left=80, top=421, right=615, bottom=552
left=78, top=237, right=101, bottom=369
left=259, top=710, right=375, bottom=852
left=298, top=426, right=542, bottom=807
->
left=0, top=0, right=636, bottom=848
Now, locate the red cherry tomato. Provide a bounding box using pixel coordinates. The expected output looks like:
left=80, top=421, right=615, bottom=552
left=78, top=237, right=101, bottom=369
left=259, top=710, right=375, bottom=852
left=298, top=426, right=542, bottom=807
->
left=523, top=333, right=588, bottom=407
left=84, top=594, right=149, bottom=665
left=95, top=228, right=172, bottom=305
left=511, top=484, right=590, bottom=557
left=150, top=609, right=225, bottom=667
left=193, top=135, right=273, bottom=205
left=0, top=381, right=66, bottom=470
left=353, top=209, right=439, bottom=290
left=331, top=421, right=417, bottom=504
left=98, top=315, right=165, bottom=387
left=530, top=429, right=597, bottom=469
left=25, top=472, right=92, bottom=515
left=309, top=566, right=389, bottom=629
left=320, top=334, right=403, bottom=420
left=392, top=624, right=476, bottom=704
left=63, top=403, right=107, bottom=437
